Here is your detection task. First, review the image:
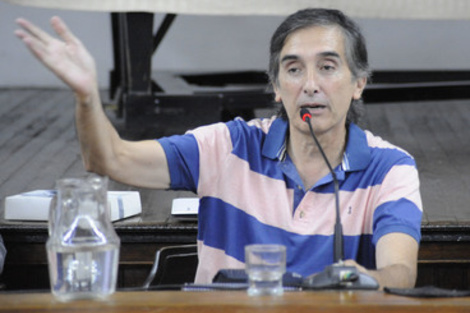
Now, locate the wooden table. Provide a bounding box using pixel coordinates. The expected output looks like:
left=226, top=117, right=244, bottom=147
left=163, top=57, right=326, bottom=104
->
left=1, top=290, right=470, bottom=313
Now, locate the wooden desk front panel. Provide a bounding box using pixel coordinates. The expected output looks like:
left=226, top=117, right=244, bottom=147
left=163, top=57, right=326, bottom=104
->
left=2, top=240, right=166, bottom=290
left=0, top=223, right=198, bottom=290
left=417, top=228, right=470, bottom=290
left=1, top=223, right=470, bottom=291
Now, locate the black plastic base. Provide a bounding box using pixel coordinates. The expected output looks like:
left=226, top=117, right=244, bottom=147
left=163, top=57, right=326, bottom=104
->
left=302, top=264, right=379, bottom=290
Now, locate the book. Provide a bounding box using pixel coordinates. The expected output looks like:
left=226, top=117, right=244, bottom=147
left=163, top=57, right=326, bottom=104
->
left=4, top=190, right=141, bottom=222
left=171, top=197, right=199, bottom=221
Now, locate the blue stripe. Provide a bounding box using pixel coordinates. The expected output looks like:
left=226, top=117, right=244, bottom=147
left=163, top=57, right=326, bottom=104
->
left=341, top=149, right=417, bottom=191
left=227, top=119, right=287, bottom=181
left=226, top=119, right=416, bottom=193
left=198, top=197, right=376, bottom=276
left=373, top=198, right=422, bottom=245
left=159, top=120, right=415, bottom=193
left=158, top=135, right=199, bottom=192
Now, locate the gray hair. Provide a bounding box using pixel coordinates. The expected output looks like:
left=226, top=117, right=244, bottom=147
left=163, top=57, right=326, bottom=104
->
left=269, top=8, right=370, bottom=125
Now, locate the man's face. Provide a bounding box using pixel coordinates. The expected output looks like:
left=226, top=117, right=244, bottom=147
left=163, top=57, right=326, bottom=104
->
left=273, top=25, right=366, bottom=136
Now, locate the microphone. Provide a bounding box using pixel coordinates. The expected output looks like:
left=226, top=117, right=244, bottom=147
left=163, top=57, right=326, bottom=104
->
left=299, top=108, right=378, bottom=290
left=300, top=109, right=343, bottom=263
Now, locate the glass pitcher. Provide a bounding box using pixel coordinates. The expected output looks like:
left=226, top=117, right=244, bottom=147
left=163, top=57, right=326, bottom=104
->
left=46, top=174, right=120, bottom=301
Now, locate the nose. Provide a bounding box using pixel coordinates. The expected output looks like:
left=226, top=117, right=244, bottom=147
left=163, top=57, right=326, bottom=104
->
left=303, top=70, right=319, bottom=96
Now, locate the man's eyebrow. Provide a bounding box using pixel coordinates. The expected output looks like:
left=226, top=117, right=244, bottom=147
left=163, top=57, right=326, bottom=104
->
left=280, top=51, right=342, bottom=63
left=319, top=51, right=341, bottom=59
left=280, top=54, right=299, bottom=63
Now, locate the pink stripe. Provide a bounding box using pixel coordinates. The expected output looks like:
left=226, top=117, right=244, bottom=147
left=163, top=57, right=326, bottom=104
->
left=194, top=119, right=299, bottom=232
left=204, top=152, right=297, bottom=229
left=365, top=130, right=411, bottom=156
left=246, top=116, right=276, bottom=133
left=194, top=122, right=234, bottom=194
left=195, top=117, right=275, bottom=197
left=195, top=240, right=244, bottom=284
left=294, top=192, right=338, bottom=234
left=338, top=164, right=422, bottom=236
left=375, top=164, right=423, bottom=211
left=198, top=145, right=421, bottom=236
left=298, top=189, right=376, bottom=236
left=338, top=187, right=378, bottom=235
left=200, top=151, right=369, bottom=236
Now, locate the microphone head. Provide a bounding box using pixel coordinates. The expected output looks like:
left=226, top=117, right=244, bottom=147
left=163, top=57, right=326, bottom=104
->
left=300, top=108, right=312, bottom=122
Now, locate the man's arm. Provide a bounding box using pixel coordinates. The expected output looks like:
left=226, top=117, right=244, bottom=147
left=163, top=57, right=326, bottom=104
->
left=345, top=232, right=419, bottom=289
left=74, top=91, right=171, bottom=189
left=15, top=17, right=170, bottom=189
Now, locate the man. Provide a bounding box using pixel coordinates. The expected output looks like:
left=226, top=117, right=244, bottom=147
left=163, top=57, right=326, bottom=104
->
left=15, top=8, right=422, bottom=288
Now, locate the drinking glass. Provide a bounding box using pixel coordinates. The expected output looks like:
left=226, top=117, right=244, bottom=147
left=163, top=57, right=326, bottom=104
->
left=245, top=244, right=286, bottom=296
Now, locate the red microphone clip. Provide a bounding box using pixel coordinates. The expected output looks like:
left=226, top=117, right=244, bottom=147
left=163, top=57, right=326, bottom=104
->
left=300, top=108, right=312, bottom=122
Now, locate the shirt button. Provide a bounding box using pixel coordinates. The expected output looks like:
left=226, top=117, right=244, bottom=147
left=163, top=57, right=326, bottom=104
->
left=297, top=185, right=303, bottom=190
left=299, top=211, right=305, bottom=219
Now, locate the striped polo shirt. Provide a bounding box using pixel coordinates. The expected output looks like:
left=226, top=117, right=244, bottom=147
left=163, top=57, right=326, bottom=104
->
left=159, top=116, right=423, bottom=284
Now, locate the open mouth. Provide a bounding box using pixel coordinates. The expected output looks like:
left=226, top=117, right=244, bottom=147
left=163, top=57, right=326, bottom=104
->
left=300, top=104, right=327, bottom=113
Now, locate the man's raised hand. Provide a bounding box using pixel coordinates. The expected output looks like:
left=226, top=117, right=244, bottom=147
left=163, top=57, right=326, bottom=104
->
left=15, top=17, right=98, bottom=102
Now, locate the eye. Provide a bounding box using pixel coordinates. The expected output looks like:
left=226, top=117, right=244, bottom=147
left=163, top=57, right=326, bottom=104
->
left=286, top=64, right=303, bottom=76
left=288, top=67, right=300, bottom=74
left=319, top=59, right=338, bottom=73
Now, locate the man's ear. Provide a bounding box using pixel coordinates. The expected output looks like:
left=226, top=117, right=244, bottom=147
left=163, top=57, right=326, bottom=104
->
left=353, top=76, right=367, bottom=100
left=273, top=83, right=282, bottom=102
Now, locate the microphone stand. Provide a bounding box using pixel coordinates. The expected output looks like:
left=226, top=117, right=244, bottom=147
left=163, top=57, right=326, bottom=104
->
left=300, top=108, right=378, bottom=290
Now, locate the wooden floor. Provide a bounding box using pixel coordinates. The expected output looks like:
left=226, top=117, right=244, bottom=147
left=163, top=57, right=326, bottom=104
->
left=0, top=88, right=469, bottom=225
left=364, top=99, right=470, bottom=224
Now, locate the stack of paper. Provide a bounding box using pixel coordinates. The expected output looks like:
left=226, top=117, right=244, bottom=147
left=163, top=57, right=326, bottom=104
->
left=4, top=190, right=141, bottom=222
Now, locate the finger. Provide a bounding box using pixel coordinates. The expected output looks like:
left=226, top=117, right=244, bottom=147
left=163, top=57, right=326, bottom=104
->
left=343, top=259, right=366, bottom=272
left=342, top=259, right=357, bottom=268
left=18, top=40, right=49, bottom=66
left=14, top=28, right=28, bottom=40
left=50, top=16, right=79, bottom=45
left=15, top=17, right=53, bottom=44
left=15, top=30, right=48, bottom=60
left=14, top=28, right=47, bottom=55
